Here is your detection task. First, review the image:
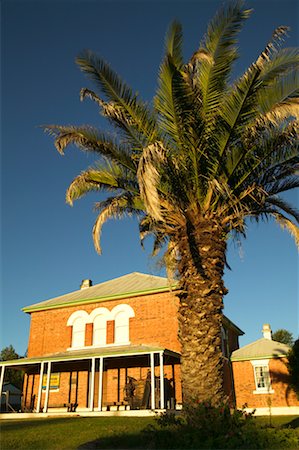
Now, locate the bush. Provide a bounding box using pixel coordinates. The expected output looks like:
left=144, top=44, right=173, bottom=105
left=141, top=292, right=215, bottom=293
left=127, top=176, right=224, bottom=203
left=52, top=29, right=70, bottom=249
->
left=143, top=402, right=299, bottom=449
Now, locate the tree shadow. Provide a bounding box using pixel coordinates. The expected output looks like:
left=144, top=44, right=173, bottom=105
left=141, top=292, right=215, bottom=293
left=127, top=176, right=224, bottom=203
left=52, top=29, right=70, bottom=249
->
left=283, top=417, right=299, bottom=429
left=77, top=430, right=150, bottom=449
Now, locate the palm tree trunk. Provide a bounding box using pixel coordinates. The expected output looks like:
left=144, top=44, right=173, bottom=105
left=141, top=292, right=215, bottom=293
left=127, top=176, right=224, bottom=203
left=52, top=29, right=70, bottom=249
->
left=177, top=215, right=228, bottom=407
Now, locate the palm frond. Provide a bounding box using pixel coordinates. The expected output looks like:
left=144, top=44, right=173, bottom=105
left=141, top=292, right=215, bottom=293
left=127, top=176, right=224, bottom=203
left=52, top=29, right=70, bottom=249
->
left=259, top=47, right=299, bottom=85
left=165, top=21, right=184, bottom=68
left=265, top=196, right=299, bottom=222
left=267, top=176, right=299, bottom=196
left=76, top=51, right=158, bottom=146
left=227, top=119, right=298, bottom=193
left=193, top=1, right=251, bottom=117
left=155, top=55, right=193, bottom=150
left=258, top=70, right=299, bottom=118
left=66, top=162, right=139, bottom=206
left=274, top=213, right=299, bottom=247
left=44, top=125, right=136, bottom=171
left=137, top=142, right=166, bottom=221
left=92, top=194, right=144, bottom=254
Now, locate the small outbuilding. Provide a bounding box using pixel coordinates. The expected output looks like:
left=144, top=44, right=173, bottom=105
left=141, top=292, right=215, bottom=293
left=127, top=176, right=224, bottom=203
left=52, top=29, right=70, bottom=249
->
left=231, top=324, right=299, bottom=415
left=1, top=382, right=22, bottom=412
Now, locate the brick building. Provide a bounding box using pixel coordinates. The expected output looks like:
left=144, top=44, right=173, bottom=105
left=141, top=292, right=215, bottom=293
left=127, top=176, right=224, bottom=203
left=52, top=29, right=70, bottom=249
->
left=232, top=324, right=299, bottom=415
left=0, top=272, right=243, bottom=414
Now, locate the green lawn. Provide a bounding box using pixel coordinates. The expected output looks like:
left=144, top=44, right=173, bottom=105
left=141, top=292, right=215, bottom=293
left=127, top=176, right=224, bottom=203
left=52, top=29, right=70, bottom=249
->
left=0, top=415, right=298, bottom=450
left=0, top=416, right=154, bottom=450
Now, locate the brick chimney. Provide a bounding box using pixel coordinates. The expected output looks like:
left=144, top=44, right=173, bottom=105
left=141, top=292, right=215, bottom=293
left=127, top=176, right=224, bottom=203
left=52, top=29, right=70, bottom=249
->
left=262, top=323, right=272, bottom=340
left=80, top=279, right=92, bottom=289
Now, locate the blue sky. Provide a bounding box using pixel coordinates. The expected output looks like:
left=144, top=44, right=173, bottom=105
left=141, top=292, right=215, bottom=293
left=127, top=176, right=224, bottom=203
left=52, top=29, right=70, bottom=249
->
left=1, top=0, right=298, bottom=356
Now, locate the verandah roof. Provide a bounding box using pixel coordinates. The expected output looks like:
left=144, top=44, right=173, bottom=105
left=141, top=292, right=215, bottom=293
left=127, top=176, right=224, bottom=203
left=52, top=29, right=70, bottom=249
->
left=0, top=345, right=181, bottom=368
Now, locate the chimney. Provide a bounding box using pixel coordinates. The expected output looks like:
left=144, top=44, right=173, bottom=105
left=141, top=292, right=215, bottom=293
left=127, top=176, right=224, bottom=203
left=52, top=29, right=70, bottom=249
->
left=262, top=323, right=272, bottom=340
left=80, top=279, right=92, bottom=290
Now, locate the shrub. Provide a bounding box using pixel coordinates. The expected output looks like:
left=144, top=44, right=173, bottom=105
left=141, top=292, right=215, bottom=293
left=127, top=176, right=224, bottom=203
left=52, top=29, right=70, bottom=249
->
left=143, top=402, right=299, bottom=449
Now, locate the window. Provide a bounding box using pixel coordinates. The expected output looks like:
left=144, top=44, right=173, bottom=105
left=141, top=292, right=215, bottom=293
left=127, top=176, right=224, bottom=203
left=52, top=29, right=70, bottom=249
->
left=67, top=310, right=89, bottom=349
left=251, top=360, right=274, bottom=394
left=72, top=317, right=86, bottom=348
left=254, top=365, right=272, bottom=390
left=111, top=304, right=135, bottom=345
left=114, top=311, right=129, bottom=344
left=93, top=314, right=107, bottom=346
left=89, top=307, right=111, bottom=347
left=66, top=304, right=135, bottom=349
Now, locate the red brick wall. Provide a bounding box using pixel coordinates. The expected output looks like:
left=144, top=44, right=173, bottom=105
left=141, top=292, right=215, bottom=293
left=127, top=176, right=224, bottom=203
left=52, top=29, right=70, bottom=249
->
left=232, top=358, right=299, bottom=409
left=27, top=292, right=180, bottom=357
left=24, top=290, right=239, bottom=408
left=106, top=321, right=115, bottom=345
left=85, top=324, right=93, bottom=347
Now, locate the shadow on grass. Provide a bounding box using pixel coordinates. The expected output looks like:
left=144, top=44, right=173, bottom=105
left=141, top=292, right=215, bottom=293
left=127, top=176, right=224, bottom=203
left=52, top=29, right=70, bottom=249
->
left=284, top=417, right=299, bottom=429
left=77, top=417, right=299, bottom=450
left=77, top=431, right=150, bottom=449
left=1, top=417, right=82, bottom=432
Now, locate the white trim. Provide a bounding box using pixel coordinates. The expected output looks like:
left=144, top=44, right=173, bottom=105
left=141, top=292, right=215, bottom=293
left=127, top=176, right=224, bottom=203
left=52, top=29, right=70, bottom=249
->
left=98, top=357, right=103, bottom=412
left=150, top=353, right=155, bottom=410
left=0, top=366, right=5, bottom=412
left=110, top=304, right=135, bottom=320
left=89, top=358, right=96, bottom=411
left=89, top=307, right=111, bottom=322
left=67, top=342, right=132, bottom=351
left=253, top=388, right=275, bottom=394
left=159, top=352, right=164, bottom=409
left=250, top=359, right=270, bottom=366
left=67, top=310, right=90, bottom=326
left=43, top=361, right=52, bottom=413
left=36, top=362, right=45, bottom=413
left=244, top=406, right=299, bottom=416
left=251, top=359, right=273, bottom=394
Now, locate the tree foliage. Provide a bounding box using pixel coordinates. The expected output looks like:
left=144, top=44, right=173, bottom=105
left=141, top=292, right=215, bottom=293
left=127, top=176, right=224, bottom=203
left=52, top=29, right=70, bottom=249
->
left=287, top=339, right=299, bottom=399
left=272, top=329, right=294, bottom=346
left=0, top=345, right=23, bottom=390
left=46, top=0, right=299, bottom=405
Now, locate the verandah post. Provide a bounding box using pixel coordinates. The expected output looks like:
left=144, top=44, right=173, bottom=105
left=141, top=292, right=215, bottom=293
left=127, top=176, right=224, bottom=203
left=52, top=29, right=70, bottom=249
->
left=36, top=361, right=45, bottom=413
left=0, top=365, right=5, bottom=412
left=159, top=351, right=165, bottom=409
left=43, top=361, right=52, bottom=412
left=97, top=357, right=103, bottom=411
left=89, top=357, right=96, bottom=411
left=150, top=352, right=155, bottom=410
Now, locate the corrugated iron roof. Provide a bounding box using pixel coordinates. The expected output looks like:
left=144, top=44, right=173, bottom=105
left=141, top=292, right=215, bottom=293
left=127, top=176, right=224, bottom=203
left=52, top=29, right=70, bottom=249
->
left=23, top=272, right=175, bottom=312
left=0, top=345, right=181, bottom=366
left=231, top=338, right=290, bottom=361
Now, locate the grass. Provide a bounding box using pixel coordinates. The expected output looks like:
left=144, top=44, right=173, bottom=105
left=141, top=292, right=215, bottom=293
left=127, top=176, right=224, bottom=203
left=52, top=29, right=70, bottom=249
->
left=0, top=416, right=154, bottom=450
left=0, top=415, right=298, bottom=450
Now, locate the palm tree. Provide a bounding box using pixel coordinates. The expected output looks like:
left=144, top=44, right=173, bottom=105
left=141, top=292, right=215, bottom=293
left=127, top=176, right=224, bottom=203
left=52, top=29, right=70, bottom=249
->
left=45, top=1, right=299, bottom=407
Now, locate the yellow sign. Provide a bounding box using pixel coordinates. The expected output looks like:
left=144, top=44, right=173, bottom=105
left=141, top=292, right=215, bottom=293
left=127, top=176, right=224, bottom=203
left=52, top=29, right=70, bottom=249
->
left=42, top=373, right=60, bottom=390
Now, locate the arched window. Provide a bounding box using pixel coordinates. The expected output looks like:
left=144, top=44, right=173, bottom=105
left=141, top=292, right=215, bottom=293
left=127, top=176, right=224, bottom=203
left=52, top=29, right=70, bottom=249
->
left=67, top=310, right=89, bottom=349
left=111, top=304, right=135, bottom=345
left=89, top=307, right=111, bottom=346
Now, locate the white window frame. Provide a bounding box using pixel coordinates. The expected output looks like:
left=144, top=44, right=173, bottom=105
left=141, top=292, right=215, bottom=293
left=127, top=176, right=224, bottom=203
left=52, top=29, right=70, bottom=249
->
left=111, top=304, right=135, bottom=345
left=251, top=359, right=274, bottom=394
left=67, top=310, right=89, bottom=350
left=89, top=307, right=111, bottom=347
left=66, top=304, right=135, bottom=350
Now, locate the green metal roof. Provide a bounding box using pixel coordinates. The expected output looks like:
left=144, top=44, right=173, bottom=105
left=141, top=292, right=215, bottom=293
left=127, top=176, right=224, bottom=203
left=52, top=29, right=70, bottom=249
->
left=0, top=345, right=181, bottom=367
left=23, top=272, right=176, bottom=313
left=231, top=338, right=290, bottom=361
